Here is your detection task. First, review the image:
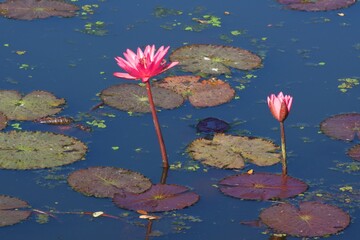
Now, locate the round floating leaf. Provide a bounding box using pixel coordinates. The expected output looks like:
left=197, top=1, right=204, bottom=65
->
left=100, top=83, right=184, bottom=113
left=0, top=131, right=87, bottom=170
left=0, top=0, right=79, bottom=20
left=260, top=202, right=350, bottom=237
left=154, top=75, right=203, bottom=98
left=196, top=117, right=230, bottom=133
left=320, top=113, right=360, bottom=141
left=0, top=112, right=7, bottom=130
left=278, top=0, right=356, bottom=12
left=113, top=184, right=200, bottom=212
left=68, top=166, right=152, bottom=198
left=170, top=44, right=262, bottom=75
left=219, top=172, right=308, bottom=200
left=187, top=133, right=280, bottom=169
left=0, top=90, right=65, bottom=121
left=347, top=144, right=360, bottom=162
left=0, top=195, right=31, bottom=227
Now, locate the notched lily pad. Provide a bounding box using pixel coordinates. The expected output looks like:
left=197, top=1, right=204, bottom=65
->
left=219, top=172, right=308, bottom=200
left=278, top=0, right=356, bottom=11
left=0, top=195, right=31, bottom=227
left=0, top=131, right=87, bottom=170
left=100, top=83, right=184, bottom=113
left=68, top=166, right=152, bottom=198
left=320, top=113, right=360, bottom=141
left=347, top=144, right=360, bottom=162
left=260, top=201, right=350, bottom=237
left=113, top=184, right=200, bottom=212
left=187, top=133, right=280, bottom=169
left=154, top=76, right=235, bottom=107
left=196, top=117, right=230, bottom=133
left=169, top=44, right=262, bottom=75
left=0, top=90, right=65, bottom=121
left=0, top=0, right=79, bottom=20
left=0, top=112, right=7, bottom=130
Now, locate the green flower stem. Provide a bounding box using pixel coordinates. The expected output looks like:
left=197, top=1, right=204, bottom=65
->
left=145, top=81, right=169, bottom=169
left=280, top=121, right=287, bottom=175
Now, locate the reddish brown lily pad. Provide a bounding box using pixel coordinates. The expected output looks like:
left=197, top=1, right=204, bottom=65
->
left=113, top=184, right=200, bottom=212
left=260, top=202, right=350, bottom=237
left=187, top=133, right=281, bottom=169
left=100, top=83, right=184, bottom=113
left=170, top=44, right=262, bottom=75
left=278, top=0, right=356, bottom=12
left=0, top=90, right=65, bottom=121
left=346, top=144, right=360, bottom=162
left=0, top=112, right=7, bottom=130
left=68, top=166, right=152, bottom=198
left=320, top=113, right=360, bottom=141
left=219, top=173, right=308, bottom=200
left=0, top=195, right=31, bottom=227
left=0, top=0, right=79, bottom=20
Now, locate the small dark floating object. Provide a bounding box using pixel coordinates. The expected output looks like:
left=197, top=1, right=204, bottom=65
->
left=320, top=113, right=360, bottom=141
left=196, top=117, right=230, bottom=133
left=277, top=0, right=356, bottom=12
left=0, top=195, right=31, bottom=227
left=34, top=116, right=74, bottom=125
left=260, top=201, right=350, bottom=237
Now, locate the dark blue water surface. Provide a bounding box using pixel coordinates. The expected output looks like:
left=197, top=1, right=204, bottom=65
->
left=1, top=0, right=359, bottom=239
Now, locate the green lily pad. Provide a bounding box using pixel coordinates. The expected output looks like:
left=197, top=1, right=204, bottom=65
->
left=169, top=44, right=262, bottom=75
left=0, top=131, right=87, bottom=170
left=0, top=0, right=79, bottom=20
left=277, top=0, right=356, bottom=12
left=320, top=113, right=360, bottom=141
left=113, top=184, right=200, bottom=212
left=0, top=112, right=7, bottom=130
left=260, top=202, right=350, bottom=237
left=100, top=83, right=184, bottom=113
left=68, top=166, right=152, bottom=198
left=219, top=172, right=308, bottom=200
left=187, top=133, right=281, bottom=169
left=0, top=195, right=31, bottom=227
left=0, top=90, right=65, bottom=121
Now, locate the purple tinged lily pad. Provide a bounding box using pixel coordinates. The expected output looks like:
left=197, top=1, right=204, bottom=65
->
left=68, top=166, right=152, bottom=198
left=113, top=184, right=200, bottom=212
left=346, top=144, right=360, bottom=162
left=260, top=201, right=350, bottom=237
left=196, top=117, right=230, bottom=133
left=278, top=0, right=356, bottom=11
left=0, top=0, right=79, bottom=20
left=0, top=195, right=31, bottom=227
left=320, top=113, right=360, bottom=141
left=218, top=172, right=308, bottom=200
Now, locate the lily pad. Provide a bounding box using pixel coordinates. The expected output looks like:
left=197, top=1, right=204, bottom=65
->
left=100, top=83, right=184, bottom=113
left=320, top=113, right=360, bottom=141
left=277, top=0, right=356, bottom=11
left=169, top=44, right=262, bottom=75
left=196, top=117, right=230, bottom=133
left=0, top=195, right=31, bottom=227
left=187, top=133, right=281, bottom=169
left=68, top=166, right=152, bottom=198
left=0, top=0, right=79, bottom=20
left=219, top=172, right=308, bottom=200
left=0, top=131, right=87, bottom=170
left=260, top=202, right=350, bottom=237
left=347, top=144, right=360, bottom=162
left=0, top=112, right=7, bottom=130
left=113, top=184, right=200, bottom=212
left=0, top=90, right=65, bottom=121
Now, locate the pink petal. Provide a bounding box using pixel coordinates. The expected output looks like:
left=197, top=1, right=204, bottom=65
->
left=113, top=72, right=138, bottom=79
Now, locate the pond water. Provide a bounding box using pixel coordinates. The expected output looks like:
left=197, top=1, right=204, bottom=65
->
left=0, top=0, right=359, bottom=239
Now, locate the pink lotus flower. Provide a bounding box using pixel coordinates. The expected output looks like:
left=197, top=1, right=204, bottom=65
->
left=267, top=92, right=293, bottom=122
left=114, top=45, right=178, bottom=83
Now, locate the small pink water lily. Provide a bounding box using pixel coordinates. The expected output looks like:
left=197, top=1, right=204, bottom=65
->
left=114, top=45, right=178, bottom=83
left=267, top=92, right=293, bottom=122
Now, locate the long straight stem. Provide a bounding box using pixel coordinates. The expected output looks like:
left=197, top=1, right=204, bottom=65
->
left=145, top=81, right=169, bottom=169
left=279, top=121, right=287, bottom=176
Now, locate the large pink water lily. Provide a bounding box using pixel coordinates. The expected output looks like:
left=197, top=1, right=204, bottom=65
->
left=267, top=92, right=293, bottom=122
left=114, top=45, right=178, bottom=83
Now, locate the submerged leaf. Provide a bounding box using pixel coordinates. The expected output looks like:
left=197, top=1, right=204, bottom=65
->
left=0, top=90, right=65, bottom=121
left=219, top=172, right=308, bottom=200
left=277, top=0, right=356, bottom=12
left=260, top=202, right=350, bottom=237
left=0, top=0, right=79, bottom=20
left=68, top=166, right=152, bottom=198
left=113, top=184, right=200, bottom=212
left=187, top=133, right=280, bottom=169
left=0, top=131, right=87, bottom=170
left=320, top=113, right=360, bottom=141
left=170, top=44, right=262, bottom=75
left=196, top=117, right=230, bottom=133
left=0, top=195, right=31, bottom=227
